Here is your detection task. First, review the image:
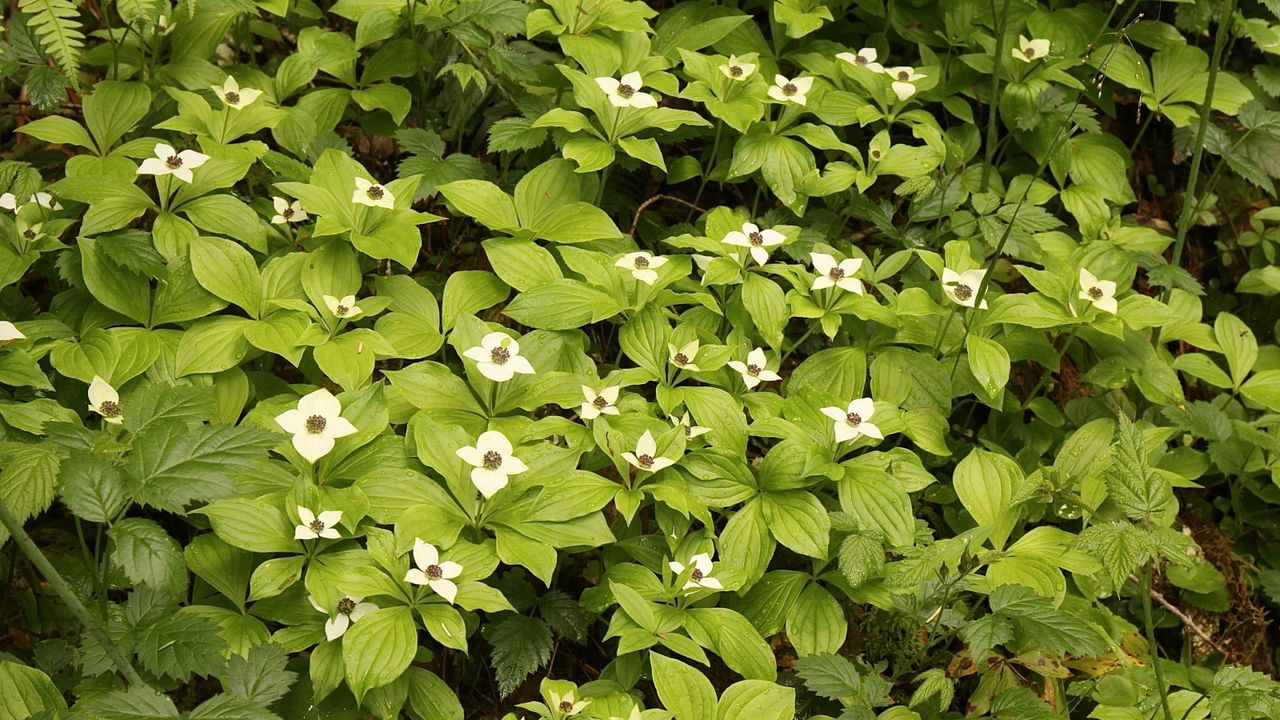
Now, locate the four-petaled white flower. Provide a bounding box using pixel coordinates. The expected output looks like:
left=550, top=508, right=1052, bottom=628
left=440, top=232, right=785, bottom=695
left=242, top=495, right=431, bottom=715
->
left=548, top=689, right=591, bottom=717
left=0, top=192, right=60, bottom=211
left=274, top=388, right=359, bottom=463
left=821, top=398, right=884, bottom=443
left=668, top=340, right=701, bottom=371
left=723, top=222, right=785, bottom=266
left=310, top=594, right=376, bottom=640
left=942, top=268, right=989, bottom=309
left=719, top=55, right=757, bottom=81
left=886, top=66, right=925, bottom=101
left=1078, top=268, right=1118, bottom=314
left=404, top=538, right=463, bottom=604
left=294, top=506, right=342, bottom=540
left=670, top=412, right=711, bottom=439
left=352, top=177, right=395, bottom=209
left=137, top=143, right=210, bottom=184
left=88, top=376, right=123, bottom=425
left=271, top=197, right=306, bottom=224
left=596, top=72, right=658, bottom=108
left=622, top=430, right=675, bottom=473
left=16, top=219, right=43, bottom=244
left=1012, top=35, right=1051, bottom=63
left=768, top=74, right=813, bottom=105
left=669, top=553, right=724, bottom=591
left=727, top=347, right=781, bottom=390
left=212, top=76, right=263, bottom=110
left=323, top=294, right=362, bottom=319
left=463, top=332, right=535, bottom=382
left=580, top=385, right=621, bottom=420
left=615, top=251, right=667, bottom=285
left=835, top=47, right=884, bottom=73
left=811, top=252, right=864, bottom=294
left=457, top=430, right=528, bottom=498
left=0, top=321, right=24, bottom=342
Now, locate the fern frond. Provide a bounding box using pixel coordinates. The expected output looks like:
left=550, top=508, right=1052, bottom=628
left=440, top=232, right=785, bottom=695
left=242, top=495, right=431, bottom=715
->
left=17, top=0, right=85, bottom=89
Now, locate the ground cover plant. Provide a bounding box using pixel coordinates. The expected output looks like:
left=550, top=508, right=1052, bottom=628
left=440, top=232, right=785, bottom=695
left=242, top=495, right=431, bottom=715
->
left=3, top=0, right=1280, bottom=717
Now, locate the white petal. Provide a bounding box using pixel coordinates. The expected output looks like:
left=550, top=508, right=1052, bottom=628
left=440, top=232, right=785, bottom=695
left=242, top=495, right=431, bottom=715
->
left=404, top=568, right=428, bottom=585
left=648, top=457, right=676, bottom=472
left=325, top=416, right=358, bottom=439
left=462, top=345, right=490, bottom=363
left=317, top=510, right=343, bottom=528
left=601, top=386, right=621, bottom=403
left=767, top=86, right=788, bottom=102
left=456, top=445, right=485, bottom=467
left=506, top=355, right=535, bottom=375
left=354, top=177, right=371, bottom=192
left=297, top=388, right=341, bottom=419
left=833, top=422, right=858, bottom=443
left=292, top=432, right=335, bottom=463
left=595, top=77, right=621, bottom=95
left=438, top=561, right=463, bottom=579
left=154, top=143, right=176, bottom=159
left=1096, top=296, right=1118, bottom=314
left=177, top=150, right=209, bottom=169
left=722, top=231, right=749, bottom=247
left=668, top=561, right=686, bottom=574
left=273, top=197, right=289, bottom=213
left=820, top=406, right=846, bottom=421
left=620, top=72, right=643, bottom=88
left=297, top=506, right=316, bottom=525
left=727, top=361, right=747, bottom=374
left=0, top=321, right=24, bottom=341
left=848, top=398, right=875, bottom=420
left=137, top=158, right=170, bottom=176
left=88, top=376, right=118, bottom=407
left=172, top=166, right=194, bottom=183
left=793, top=77, right=814, bottom=93
left=323, top=295, right=341, bottom=315
left=747, top=347, right=768, bottom=367
left=294, top=525, right=318, bottom=540
left=633, top=269, right=658, bottom=285
left=691, top=553, right=713, bottom=574
left=811, top=252, right=836, bottom=274
left=414, top=538, right=439, bottom=569
left=812, top=276, right=835, bottom=291
left=891, top=81, right=916, bottom=101
left=471, top=468, right=510, bottom=498
left=749, top=246, right=769, bottom=265
left=324, top=614, right=350, bottom=640
left=502, top=455, right=528, bottom=475
left=349, top=602, right=377, bottom=622
left=629, top=93, right=658, bottom=108
left=860, top=422, right=884, bottom=440
left=429, top=578, right=458, bottom=604
left=636, top=430, right=657, bottom=456
left=476, top=430, right=513, bottom=456
left=699, top=576, right=724, bottom=589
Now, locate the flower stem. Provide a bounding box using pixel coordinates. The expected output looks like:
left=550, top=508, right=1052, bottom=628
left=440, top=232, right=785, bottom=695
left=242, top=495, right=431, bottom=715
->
left=979, top=0, right=1013, bottom=193
left=1141, top=565, right=1176, bottom=720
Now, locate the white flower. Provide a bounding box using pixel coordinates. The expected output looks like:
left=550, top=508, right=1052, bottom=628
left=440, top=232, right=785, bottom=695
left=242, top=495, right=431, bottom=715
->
left=16, top=219, right=43, bottom=244
left=768, top=74, right=813, bottom=105
left=352, top=177, right=395, bottom=209
left=1012, top=35, right=1051, bottom=63
left=820, top=398, right=884, bottom=443
left=457, top=430, right=528, bottom=498
left=271, top=197, right=306, bottom=224
left=137, top=143, right=210, bottom=184
left=0, top=321, right=24, bottom=342
left=156, top=14, right=173, bottom=35
left=294, top=506, right=342, bottom=540
left=942, top=268, right=989, bottom=309
left=723, top=222, right=785, bottom=266
left=1078, top=268, right=1118, bottom=314
left=212, top=76, right=263, bottom=110
left=668, top=340, right=701, bottom=371
left=727, top=347, right=781, bottom=390
left=595, top=71, right=658, bottom=108
left=622, top=430, right=676, bottom=473
left=669, top=553, right=724, bottom=591
left=719, top=55, right=757, bottom=81
left=811, top=253, right=864, bottom=294
left=670, top=413, right=711, bottom=440
left=886, top=66, right=925, bottom=101
left=87, top=376, right=123, bottom=425
left=310, top=594, right=376, bottom=640
left=835, top=47, right=884, bottom=73
left=0, top=192, right=60, bottom=211
left=615, top=251, right=668, bottom=285
left=462, top=332, right=535, bottom=382
left=404, top=538, right=463, bottom=604
left=548, top=689, right=591, bottom=716
left=274, top=388, right=359, bottom=463
left=580, top=385, right=621, bottom=420
left=322, top=294, right=362, bottom=319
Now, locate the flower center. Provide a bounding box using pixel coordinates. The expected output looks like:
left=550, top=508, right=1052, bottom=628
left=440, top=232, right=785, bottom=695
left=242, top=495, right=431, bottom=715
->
left=282, top=207, right=294, bottom=218
left=846, top=412, right=862, bottom=426
left=636, top=453, right=654, bottom=468
left=482, top=450, right=502, bottom=470
left=729, top=65, right=743, bottom=77
left=682, top=425, right=692, bottom=438
left=953, top=283, right=973, bottom=301
left=99, top=400, right=122, bottom=418
left=782, top=83, right=797, bottom=95
left=309, top=518, right=326, bottom=532
left=855, top=55, right=868, bottom=65
left=165, top=155, right=183, bottom=168
left=305, top=414, right=327, bottom=433
left=748, top=231, right=764, bottom=246
left=22, top=229, right=36, bottom=239
left=337, top=597, right=356, bottom=614
left=829, top=267, right=845, bottom=279
left=559, top=701, right=574, bottom=712
left=489, top=346, right=510, bottom=364
left=366, top=185, right=384, bottom=200
left=617, top=84, right=635, bottom=98
left=335, top=305, right=348, bottom=316
left=592, top=395, right=609, bottom=408
left=690, top=568, right=704, bottom=581
left=224, top=91, right=240, bottom=104
left=633, top=255, right=650, bottom=268
left=426, top=563, right=443, bottom=579
left=1088, top=286, right=1103, bottom=300
left=871, top=149, right=882, bottom=159
left=897, top=70, right=911, bottom=81
left=674, top=353, right=689, bottom=365
left=746, top=363, right=761, bottom=376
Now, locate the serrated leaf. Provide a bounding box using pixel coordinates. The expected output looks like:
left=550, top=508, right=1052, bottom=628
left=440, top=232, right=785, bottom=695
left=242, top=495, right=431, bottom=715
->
left=482, top=614, right=552, bottom=698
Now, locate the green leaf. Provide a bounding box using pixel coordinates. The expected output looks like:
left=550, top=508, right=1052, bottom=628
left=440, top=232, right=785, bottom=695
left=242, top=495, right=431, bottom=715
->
left=786, top=584, right=846, bottom=656
left=18, top=0, right=85, bottom=88
left=190, top=235, right=263, bottom=317
left=109, top=517, right=185, bottom=591
left=196, top=497, right=298, bottom=554
left=405, top=667, right=464, bottom=720
left=717, top=679, right=795, bottom=720
left=482, top=614, right=553, bottom=699
left=0, top=661, right=67, bottom=717
left=761, top=490, right=829, bottom=558
left=1103, top=414, right=1173, bottom=521
left=441, top=270, right=509, bottom=331
left=0, top=444, right=60, bottom=545
left=136, top=609, right=229, bottom=681
left=1214, top=312, right=1257, bottom=387
left=58, top=451, right=128, bottom=523
left=652, top=652, right=717, bottom=720
left=128, top=422, right=278, bottom=512
left=952, top=448, right=1024, bottom=550
left=343, top=606, right=418, bottom=703
left=988, top=585, right=1109, bottom=657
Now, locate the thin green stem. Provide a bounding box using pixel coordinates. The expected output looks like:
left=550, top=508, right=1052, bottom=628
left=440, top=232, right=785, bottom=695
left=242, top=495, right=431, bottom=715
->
left=1154, top=0, right=1237, bottom=343
left=0, top=499, right=146, bottom=687
left=1141, top=566, right=1176, bottom=720
left=979, top=0, right=1013, bottom=192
